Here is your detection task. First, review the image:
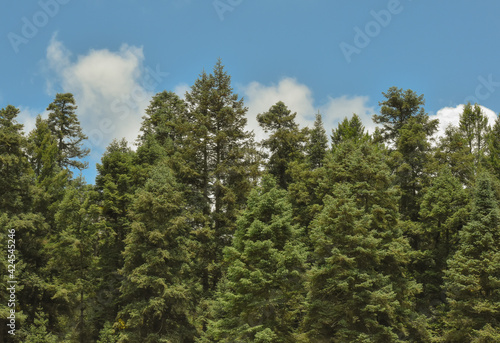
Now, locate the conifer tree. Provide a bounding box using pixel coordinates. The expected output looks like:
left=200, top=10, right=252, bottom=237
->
left=23, top=310, right=57, bottom=343
left=184, top=60, right=258, bottom=294
left=458, top=103, right=489, bottom=168
left=443, top=173, right=500, bottom=342
left=331, top=113, right=369, bottom=147
left=118, top=162, right=198, bottom=343
left=434, top=125, right=475, bottom=186
left=139, top=90, right=187, bottom=149
left=0, top=105, right=32, bottom=214
left=204, top=175, right=307, bottom=342
left=391, top=115, right=438, bottom=221
left=27, top=115, right=59, bottom=179
left=94, top=139, right=136, bottom=331
left=417, top=168, right=469, bottom=316
left=257, top=101, right=307, bottom=189
left=487, top=114, right=500, bottom=177
left=306, top=112, right=328, bottom=169
left=373, top=87, right=430, bottom=144
left=305, top=140, right=427, bottom=342
left=44, top=181, right=100, bottom=342
left=288, top=112, right=328, bottom=235
left=46, top=93, right=89, bottom=170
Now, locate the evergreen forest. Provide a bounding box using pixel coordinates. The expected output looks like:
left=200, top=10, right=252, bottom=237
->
left=2, top=60, right=500, bottom=342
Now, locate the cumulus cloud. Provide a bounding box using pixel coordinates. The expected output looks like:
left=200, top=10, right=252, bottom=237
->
left=174, top=83, right=190, bottom=100
left=320, top=95, right=376, bottom=134
left=17, top=106, right=46, bottom=135
left=241, top=78, right=314, bottom=141
left=240, top=78, right=375, bottom=142
left=43, top=35, right=169, bottom=158
left=432, top=104, right=498, bottom=140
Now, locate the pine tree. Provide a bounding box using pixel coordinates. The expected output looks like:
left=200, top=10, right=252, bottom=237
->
left=458, top=103, right=489, bottom=168
left=203, top=175, right=307, bottom=342
left=373, top=87, right=430, bottom=144
left=391, top=115, right=438, bottom=221
left=27, top=115, right=60, bottom=179
left=305, top=140, right=427, bottom=342
left=44, top=181, right=100, bottom=342
left=117, top=162, right=198, bottom=343
left=0, top=105, right=32, bottom=214
left=443, top=173, right=500, bottom=342
left=257, top=101, right=307, bottom=189
left=46, top=93, right=89, bottom=170
left=23, top=310, right=57, bottom=343
left=139, top=90, right=187, bottom=150
left=306, top=111, right=328, bottom=169
left=486, top=113, right=500, bottom=177
left=331, top=113, right=369, bottom=147
left=288, top=112, right=328, bottom=236
left=184, top=59, right=258, bottom=295
left=417, top=168, right=469, bottom=317
left=94, top=139, right=137, bottom=332
left=434, top=125, right=475, bottom=187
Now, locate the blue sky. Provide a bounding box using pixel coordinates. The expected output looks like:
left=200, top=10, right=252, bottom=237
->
left=2, top=0, right=500, bottom=182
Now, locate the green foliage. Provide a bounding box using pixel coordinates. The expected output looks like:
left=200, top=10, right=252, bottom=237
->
left=373, top=87, right=428, bottom=144
left=434, top=125, right=475, bottom=186
left=0, top=105, right=32, bottom=214
left=44, top=181, right=100, bottom=341
left=184, top=60, right=259, bottom=297
left=46, top=93, right=89, bottom=170
left=305, top=140, right=427, bottom=342
left=306, top=112, right=328, bottom=169
left=118, top=162, right=199, bottom=342
left=391, top=115, right=438, bottom=220
left=97, top=322, right=119, bottom=343
left=94, top=139, right=137, bottom=332
left=23, top=310, right=57, bottom=343
left=258, top=101, right=307, bottom=189
left=443, top=173, right=500, bottom=342
left=4, top=64, right=500, bottom=342
left=416, top=168, right=470, bottom=319
left=486, top=114, right=500, bottom=177
left=458, top=103, right=489, bottom=166
left=331, top=113, right=369, bottom=147
left=204, top=175, right=307, bottom=342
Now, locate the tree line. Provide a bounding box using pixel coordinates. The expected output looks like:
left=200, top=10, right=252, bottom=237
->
left=1, top=59, right=500, bottom=342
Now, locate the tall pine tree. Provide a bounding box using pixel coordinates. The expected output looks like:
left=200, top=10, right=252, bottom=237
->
left=305, top=140, right=427, bottom=342
left=117, top=162, right=199, bottom=343
left=46, top=93, right=89, bottom=170
left=203, top=175, right=307, bottom=342
left=443, top=173, right=500, bottom=341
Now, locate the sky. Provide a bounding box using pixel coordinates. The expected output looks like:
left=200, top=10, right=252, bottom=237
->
left=2, top=0, right=500, bottom=183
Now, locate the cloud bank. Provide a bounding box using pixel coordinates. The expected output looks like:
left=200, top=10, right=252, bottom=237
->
left=240, top=78, right=376, bottom=142
left=39, top=37, right=494, bottom=162
left=44, top=35, right=166, bottom=158
left=431, top=104, right=498, bottom=140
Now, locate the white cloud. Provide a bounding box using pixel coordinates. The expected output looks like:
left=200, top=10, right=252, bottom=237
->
left=17, top=106, right=47, bottom=135
left=432, top=104, right=498, bottom=139
left=174, top=83, right=190, bottom=100
left=320, top=95, right=376, bottom=134
left=43, top=35, right=169, bottom=158
left=241, top=78, right=315, bottom=141
left=240, top=78, right=375, bottom=141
